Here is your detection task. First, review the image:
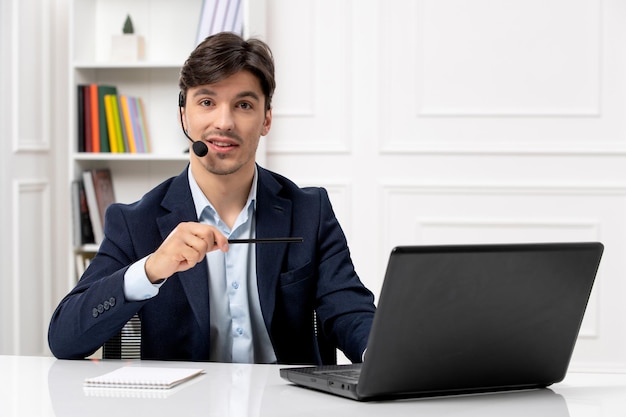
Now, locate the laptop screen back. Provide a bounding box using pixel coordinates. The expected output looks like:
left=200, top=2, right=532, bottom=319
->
left=357, top=242, right=603, bottom=399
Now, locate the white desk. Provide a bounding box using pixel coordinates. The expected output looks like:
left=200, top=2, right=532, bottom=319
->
left=1, top=355, right=625, bottom=417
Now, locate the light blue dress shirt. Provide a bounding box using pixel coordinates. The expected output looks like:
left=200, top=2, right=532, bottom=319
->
left=123, top=166, right=276, bottom=363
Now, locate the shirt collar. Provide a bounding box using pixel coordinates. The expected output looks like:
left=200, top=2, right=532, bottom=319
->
left=188, top=165, right=258, bottom=221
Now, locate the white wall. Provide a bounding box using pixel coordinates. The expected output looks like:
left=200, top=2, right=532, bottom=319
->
left=1, top=0, right=624, bottom=371
left=263, top=0, right=626, bottom=372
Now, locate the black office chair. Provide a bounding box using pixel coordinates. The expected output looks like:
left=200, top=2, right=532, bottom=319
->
left=103, top=310, right=338, bottom=363
left=102, top=314, right=141, bottom=359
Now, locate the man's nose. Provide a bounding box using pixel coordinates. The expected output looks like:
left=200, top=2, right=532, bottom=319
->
left=213, top=105, right=234, bottom=130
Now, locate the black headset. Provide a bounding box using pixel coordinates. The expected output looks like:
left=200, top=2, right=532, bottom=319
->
left=178, top=91, right=208, bottom=157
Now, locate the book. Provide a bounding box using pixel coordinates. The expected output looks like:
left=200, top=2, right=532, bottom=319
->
left=82, top=170, right=101, bottom=243
left=212, top=0, right=230, bottom=33
left=82, top=168, right=116, bottom=244
left=128, top=97, right=144, bottom=153
left=224, top=0, right=243, bottom=34
left=108, top=95, right=125, bottom=152
left=97, top=85, right=118, bottom=152
left=84, top=367, right=205, bottom=390
left=70, top=86, right=151, bottom=154
left=103, top=95, right=119, bottom=152
left=119, top=95, right=137, bottom=153
left=136, top=97, right=151, bottom=152
left=71, top=179, right=95, bottom=246
left=83, top=85, right=92, bottom=152
left=80, top=88, right=149, bottom=154
left=89, top=84, right=100, bottom=152
left=92, top=168, right=116, bottom=231
left=196, top=0, right=218, bottom=45
left=117, top=95, right=130, bottom=152
left=77, top=85, right=86, bottom=152
left=196, top=0, right=240, bottom=45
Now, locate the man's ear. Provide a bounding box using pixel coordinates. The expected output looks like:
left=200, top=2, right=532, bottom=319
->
left=261, top=108, right=272, bottom=136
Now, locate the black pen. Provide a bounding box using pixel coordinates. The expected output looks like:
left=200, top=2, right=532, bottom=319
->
left=227, top=237, right=304, bottom=244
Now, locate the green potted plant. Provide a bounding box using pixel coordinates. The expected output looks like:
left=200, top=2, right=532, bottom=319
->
left=111, top=14, right=145, bottom=61
left=123, top=14, right=134, bottom=34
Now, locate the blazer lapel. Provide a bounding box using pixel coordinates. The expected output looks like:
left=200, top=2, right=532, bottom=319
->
left=154, top=167, right=292, bottom=344
left=156, top=168, right=211, bottom=341
left=255, top=167, right=292, bottom=332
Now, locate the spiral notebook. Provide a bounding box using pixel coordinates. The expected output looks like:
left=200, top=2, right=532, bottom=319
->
left=84, top=366, right=204, bottom=390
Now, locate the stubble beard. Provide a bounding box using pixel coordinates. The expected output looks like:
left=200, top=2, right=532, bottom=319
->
left=204, top=151, right=255, bottom=176
left=200, top=130, right=247, bottom=176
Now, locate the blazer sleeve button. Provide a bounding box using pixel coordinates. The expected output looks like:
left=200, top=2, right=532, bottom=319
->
left=92, top=308, right=99, bottom=318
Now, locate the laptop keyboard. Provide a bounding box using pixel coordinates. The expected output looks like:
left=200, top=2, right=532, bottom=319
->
left=316, top=370, right=361, bottom=380
left=309, top=364, right=362, bottom=382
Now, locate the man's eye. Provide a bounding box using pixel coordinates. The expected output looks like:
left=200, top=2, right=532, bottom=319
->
left=200, top=99, right=213, bottom=106
left=238, top=102, right=252, bottom=109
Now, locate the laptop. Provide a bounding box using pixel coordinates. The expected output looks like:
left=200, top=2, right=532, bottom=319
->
left=280, top=242, right=604, bottom=401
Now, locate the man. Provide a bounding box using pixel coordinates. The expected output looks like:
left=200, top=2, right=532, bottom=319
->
left=48, top=32, right=376, bottom=364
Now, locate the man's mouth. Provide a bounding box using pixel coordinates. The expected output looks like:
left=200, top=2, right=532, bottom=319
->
left=211, top=141, right=233, bottom=147
left=208, top=140, right=237, bottom=149
left=202, top=131, right=242, bottom=151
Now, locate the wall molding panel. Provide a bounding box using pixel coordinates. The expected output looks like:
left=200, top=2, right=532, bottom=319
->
left=12, top=180, right=52, bottom=356
left=378, top=181, right=625, bottom=370
left=379, top=181, right=626, bottom=250
left=12, top=0, right=51, bottom=153
left=414, top=0, right=602, bottom=117
left=377, top=0, right=618, bottom=155
left=265, top=0, right=352, bottom=154
left=2, top=0, right=58, bottom=357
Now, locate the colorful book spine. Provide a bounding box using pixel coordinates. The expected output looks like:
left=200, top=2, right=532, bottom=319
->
left=97, top=85, right=117, bottom=152
left=103, top=95, right=119, bottom=153
left=109, top=95, right=125, bottom=152
left=136, top=97, right=151, bottom=153
left=89, top=84, right=100, bottom=152
left=116, top=96, right=130, bottom=153
left=82, top=168, right=116, bottom=244
left=78, top=84, right=150, bottom=154
left=120, top=96, right=137, bottom=153
left=128, top=97, right=144, bottom=153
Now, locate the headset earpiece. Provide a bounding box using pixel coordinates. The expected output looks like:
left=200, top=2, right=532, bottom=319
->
left=178, top=91, right=208, bottom=157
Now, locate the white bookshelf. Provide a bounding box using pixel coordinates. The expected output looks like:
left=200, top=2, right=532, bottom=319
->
left=68, top=0, right=266, bottom=283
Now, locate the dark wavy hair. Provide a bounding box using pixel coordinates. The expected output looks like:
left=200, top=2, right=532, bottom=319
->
left=179, top=32, right=276, bottom=111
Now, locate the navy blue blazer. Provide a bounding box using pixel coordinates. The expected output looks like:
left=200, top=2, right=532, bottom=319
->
left=48, top=166, right=375, bottom=363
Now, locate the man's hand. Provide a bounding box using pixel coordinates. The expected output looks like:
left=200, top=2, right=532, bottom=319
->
left=145, top=222, right=229, bottom=283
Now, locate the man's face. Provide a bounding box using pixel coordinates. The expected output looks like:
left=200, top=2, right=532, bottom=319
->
left=182, top=70, right=272, bottom=176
